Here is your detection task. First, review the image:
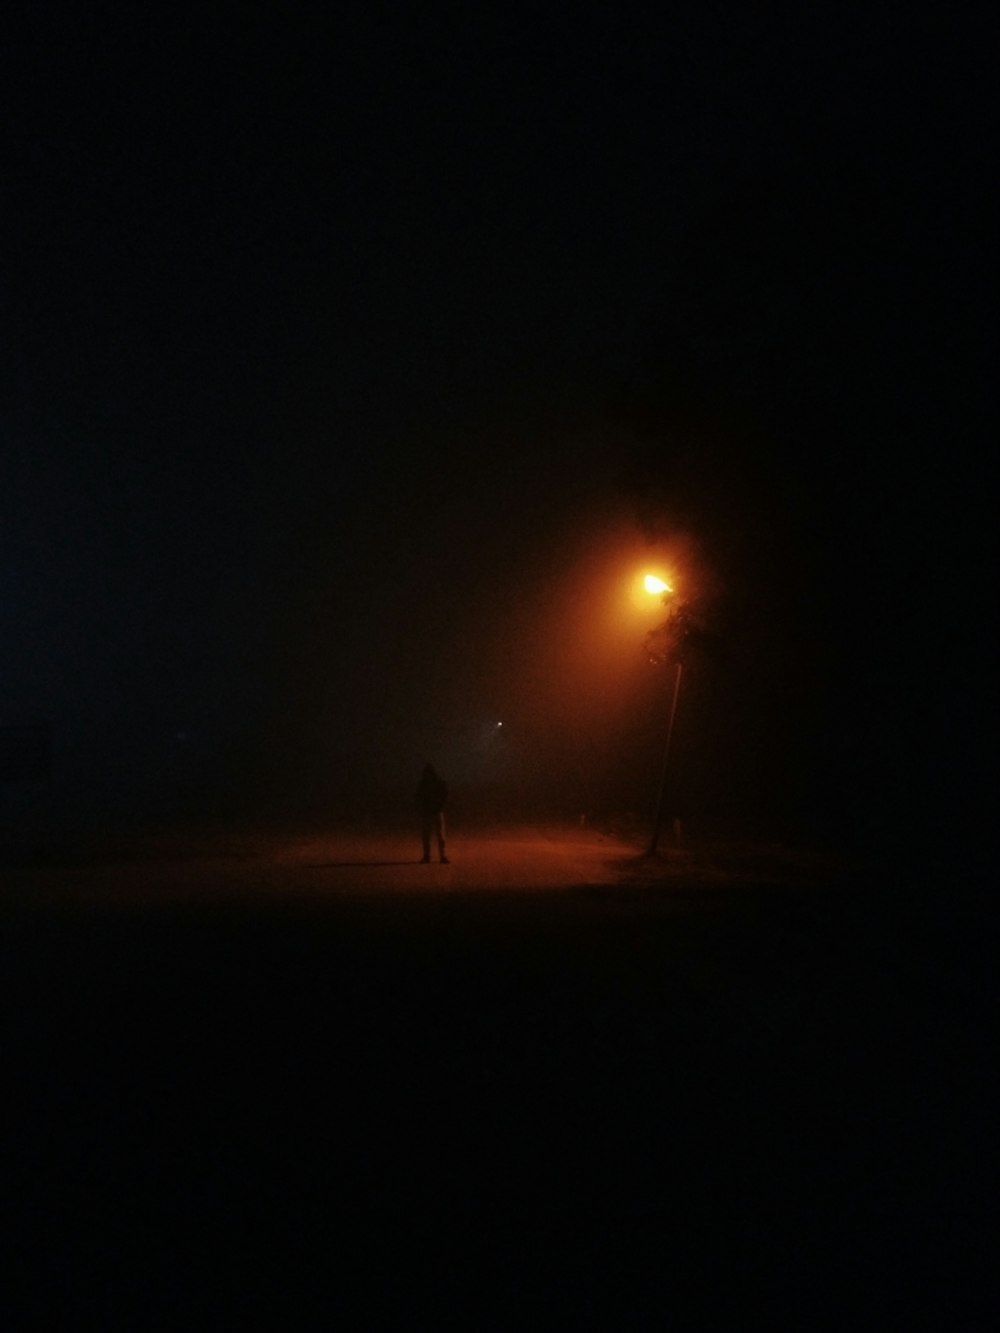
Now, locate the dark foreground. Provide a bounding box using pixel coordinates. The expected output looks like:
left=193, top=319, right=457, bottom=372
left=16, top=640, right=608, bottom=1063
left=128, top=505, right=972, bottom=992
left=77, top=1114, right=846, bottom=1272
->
left=2, top=866, right=991, bottom=1329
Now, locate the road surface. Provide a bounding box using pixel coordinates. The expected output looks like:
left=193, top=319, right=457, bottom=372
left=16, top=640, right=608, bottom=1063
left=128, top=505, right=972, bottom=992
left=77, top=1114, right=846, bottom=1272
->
left=1, top=825, right=988, bottom=1327
left=2, top=824, right=643, bottom=907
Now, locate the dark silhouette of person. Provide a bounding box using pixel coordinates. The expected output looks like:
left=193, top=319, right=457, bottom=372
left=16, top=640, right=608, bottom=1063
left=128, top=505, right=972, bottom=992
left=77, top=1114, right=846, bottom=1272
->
left=416, top=763, right=448, bottom=863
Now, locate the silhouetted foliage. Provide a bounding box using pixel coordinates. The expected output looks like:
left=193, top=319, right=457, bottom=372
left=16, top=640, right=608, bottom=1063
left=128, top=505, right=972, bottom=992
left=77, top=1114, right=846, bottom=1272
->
left=645, top=597, right=727, bottom=670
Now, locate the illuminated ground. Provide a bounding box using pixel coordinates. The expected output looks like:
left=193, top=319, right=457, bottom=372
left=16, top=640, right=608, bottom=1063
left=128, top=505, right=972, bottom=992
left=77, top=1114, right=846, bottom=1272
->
left=1, top=825, right=987, bottom=1326
left=0, top=822, right=829, bottom=905
left=2, top=824, right=642, bottom=905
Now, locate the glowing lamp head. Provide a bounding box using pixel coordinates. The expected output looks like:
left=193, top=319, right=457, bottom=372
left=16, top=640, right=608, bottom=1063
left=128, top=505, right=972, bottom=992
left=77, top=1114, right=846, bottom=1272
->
left=644, top=574, right=673, bottom=595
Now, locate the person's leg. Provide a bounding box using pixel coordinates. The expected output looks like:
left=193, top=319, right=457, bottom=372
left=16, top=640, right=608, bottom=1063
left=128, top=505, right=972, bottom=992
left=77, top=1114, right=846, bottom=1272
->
left=420, top=816, right=432, bottom=862
left=436, top=812, right=448, bottom=863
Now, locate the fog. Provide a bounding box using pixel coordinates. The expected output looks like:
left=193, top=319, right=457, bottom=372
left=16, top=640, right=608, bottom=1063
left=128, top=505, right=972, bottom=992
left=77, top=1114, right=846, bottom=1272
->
left=2, top=6, right=989, bottom=877
left=2, top=404, right=826, bottom=847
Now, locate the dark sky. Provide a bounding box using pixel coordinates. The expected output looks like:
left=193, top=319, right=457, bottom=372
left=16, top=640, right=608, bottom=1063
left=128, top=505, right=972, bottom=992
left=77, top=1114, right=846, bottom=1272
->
left=2, top=4, right=991, bottom=839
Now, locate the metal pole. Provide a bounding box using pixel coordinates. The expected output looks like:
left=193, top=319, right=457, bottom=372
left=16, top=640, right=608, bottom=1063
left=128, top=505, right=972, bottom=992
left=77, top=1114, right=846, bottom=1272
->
left=647, top=660, right=682, bottom=856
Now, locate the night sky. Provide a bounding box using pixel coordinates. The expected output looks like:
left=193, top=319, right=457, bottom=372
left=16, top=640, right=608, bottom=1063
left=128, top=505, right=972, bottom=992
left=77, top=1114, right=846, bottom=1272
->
left=3, top=5, right=991, bottom=854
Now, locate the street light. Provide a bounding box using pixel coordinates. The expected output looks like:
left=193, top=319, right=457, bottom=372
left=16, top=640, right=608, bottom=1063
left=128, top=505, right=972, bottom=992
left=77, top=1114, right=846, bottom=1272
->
left=644, top=574, right=672, bottom=596
left=644, top=573, right=682, bottom=857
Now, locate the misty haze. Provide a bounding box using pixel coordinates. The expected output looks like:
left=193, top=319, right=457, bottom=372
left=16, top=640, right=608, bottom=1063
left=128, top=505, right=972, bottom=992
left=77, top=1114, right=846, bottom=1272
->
left=2, top=4, right=989, bottom=1327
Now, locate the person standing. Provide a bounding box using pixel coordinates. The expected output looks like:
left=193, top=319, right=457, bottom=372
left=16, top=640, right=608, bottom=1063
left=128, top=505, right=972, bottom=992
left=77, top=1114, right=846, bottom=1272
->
left=416, top=763, right=449, bottom=863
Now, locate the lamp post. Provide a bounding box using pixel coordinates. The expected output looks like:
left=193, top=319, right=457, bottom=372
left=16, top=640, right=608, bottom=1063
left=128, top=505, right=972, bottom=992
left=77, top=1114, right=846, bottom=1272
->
left=643, top=575, right=682, bottom=857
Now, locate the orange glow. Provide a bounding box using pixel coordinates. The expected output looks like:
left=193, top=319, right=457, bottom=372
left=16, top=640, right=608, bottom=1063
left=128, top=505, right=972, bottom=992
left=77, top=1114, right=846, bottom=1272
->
left=494, top=506, right=693, bottom=729
left=644, top=574, right=672, bottom=595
